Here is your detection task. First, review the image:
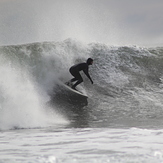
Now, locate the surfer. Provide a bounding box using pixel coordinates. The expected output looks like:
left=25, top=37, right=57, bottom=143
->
left=66, top=58, right=94, bottom=90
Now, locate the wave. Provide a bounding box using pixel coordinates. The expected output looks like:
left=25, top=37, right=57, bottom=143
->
left=1, top=39, right=163, bottom=129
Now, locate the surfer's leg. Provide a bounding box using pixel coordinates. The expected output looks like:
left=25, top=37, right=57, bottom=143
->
left=71, top=73, right=83, bottom=89
left=72, top=80, right=83, bottom=89
left=69, top=69, right=83, bottom=89
left=66, top=77, right=77, bottom=87
left=65, top=68, right=76, bottom=86
left=69, top=69, right=79, bottom=83
left=71, top=78, right=78, bottom=82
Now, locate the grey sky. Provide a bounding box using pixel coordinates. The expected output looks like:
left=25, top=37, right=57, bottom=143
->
left=0, top=0, right=163, bottom=46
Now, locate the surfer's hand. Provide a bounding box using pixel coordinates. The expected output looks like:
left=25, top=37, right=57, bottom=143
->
left=91, top=80, right=93, bottom=84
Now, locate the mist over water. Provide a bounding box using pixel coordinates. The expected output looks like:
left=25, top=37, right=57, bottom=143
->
left=0, top=48, right=69, bottom=130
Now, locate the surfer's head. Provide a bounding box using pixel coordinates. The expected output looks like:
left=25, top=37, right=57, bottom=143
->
left=87, top=58, right=93, bottom=65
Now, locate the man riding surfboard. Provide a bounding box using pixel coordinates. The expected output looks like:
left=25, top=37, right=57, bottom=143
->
left=66, top=58, right=94, bottom=90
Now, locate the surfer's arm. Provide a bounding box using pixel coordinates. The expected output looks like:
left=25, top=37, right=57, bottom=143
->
left=83, top=69, right=93, bottom=84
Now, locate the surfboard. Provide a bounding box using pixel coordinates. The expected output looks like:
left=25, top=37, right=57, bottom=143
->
left=62, top=83, right=88, bottom=98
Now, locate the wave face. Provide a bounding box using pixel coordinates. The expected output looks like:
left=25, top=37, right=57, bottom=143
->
left=1, top=39, right=163, bottom=129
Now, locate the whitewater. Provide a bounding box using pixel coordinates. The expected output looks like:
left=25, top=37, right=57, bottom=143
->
left=1, top=39, right=163, bottom=162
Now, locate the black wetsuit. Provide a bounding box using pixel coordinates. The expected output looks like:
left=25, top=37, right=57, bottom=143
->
left=69, top=62, right=93, bottom=88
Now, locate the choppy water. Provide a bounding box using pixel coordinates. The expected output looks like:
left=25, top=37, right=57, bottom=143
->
left=1, top=127, right=163, bottom=163
left=1, top=39, right=163, bottom=162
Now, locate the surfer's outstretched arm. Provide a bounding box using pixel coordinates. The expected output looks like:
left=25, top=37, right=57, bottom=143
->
left=83, top=69, right=93, bottom=84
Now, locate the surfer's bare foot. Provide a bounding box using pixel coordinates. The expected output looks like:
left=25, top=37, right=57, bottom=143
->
left=65, top=81, right=72, bottom=87
left=65, top=82, right=69, bottom=86
left=71, top=86, right=77, bottom=91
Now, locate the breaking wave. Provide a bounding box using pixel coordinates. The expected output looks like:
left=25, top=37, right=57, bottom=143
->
left=1, top=39, right=163, bottom=129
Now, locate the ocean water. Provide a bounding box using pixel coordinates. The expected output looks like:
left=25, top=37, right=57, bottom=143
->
left=1, top=39, right=163, bottom=162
